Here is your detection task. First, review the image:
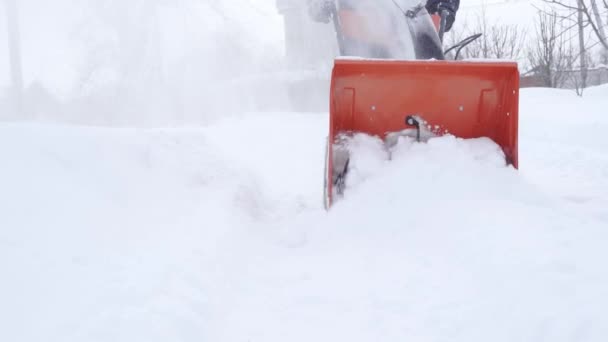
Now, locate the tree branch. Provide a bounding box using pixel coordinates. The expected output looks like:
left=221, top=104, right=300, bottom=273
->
left=542, top=0, right=580, bottom=12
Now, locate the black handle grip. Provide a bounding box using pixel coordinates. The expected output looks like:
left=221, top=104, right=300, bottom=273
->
left=438, top=9, right=449, bottom=43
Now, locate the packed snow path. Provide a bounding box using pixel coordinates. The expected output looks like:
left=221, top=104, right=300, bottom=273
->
left=1, top=86, right=608, bottom=341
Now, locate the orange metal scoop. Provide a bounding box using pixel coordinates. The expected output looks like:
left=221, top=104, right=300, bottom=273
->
left=324, top=58, right=519, bottom=208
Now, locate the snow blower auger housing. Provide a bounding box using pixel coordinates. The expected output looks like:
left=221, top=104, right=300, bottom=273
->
left=322, top=3, right=519, bottom=210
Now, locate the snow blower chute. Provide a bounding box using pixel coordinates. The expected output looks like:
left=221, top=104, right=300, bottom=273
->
left=322, top=2, right=519, bottom=209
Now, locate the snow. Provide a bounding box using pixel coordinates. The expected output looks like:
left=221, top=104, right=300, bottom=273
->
left=2, top=1, right=608, bottom=341
left=519, top=85, right=608, bottom=223
left=335, top=132, right=509, bottom=203
left=0, top=0, right=286, bottom=124
left=1, top=84, right=608, bottom=341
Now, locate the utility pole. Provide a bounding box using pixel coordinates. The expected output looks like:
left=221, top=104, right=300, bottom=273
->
left=5, top=0, right=24, bottom=116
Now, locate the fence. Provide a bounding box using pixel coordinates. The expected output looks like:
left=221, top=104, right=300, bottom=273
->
left=521, top=66, right=608, bottom=89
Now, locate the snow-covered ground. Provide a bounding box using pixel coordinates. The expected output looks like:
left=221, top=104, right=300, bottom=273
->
left=2, top=0, right=607, bottom=340
left=1, top=83, right=607, bottom=341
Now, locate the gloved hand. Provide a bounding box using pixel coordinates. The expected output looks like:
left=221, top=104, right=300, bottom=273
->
left=307, top=0, right=334, bottom=23
left=425, top=0, right=459, bottom=31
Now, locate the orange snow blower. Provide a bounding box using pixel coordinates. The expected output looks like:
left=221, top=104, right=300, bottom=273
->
left=323, top=3, right=519, bottom=209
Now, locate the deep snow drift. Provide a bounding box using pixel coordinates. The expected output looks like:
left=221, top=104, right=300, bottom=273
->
left=1, top=84, right=608, bottom=341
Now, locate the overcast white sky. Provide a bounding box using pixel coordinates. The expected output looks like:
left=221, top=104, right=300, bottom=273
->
left=0, top=0, right=588, bottom=92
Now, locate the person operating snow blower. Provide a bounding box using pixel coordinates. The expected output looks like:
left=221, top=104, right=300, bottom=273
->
left=305, top=0, right=460, bottom=59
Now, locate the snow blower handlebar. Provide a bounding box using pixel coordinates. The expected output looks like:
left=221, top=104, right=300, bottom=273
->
left=438, top=9, right=448, bottom=43
left=329, top=2, right=346, bottom=56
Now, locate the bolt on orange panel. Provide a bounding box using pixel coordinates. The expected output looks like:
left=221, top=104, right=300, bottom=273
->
left=325, top=58, right=519, bottom=207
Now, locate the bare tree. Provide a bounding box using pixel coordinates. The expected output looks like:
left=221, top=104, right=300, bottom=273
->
left=565, top=41, right=587, bottom=94
left=589, top=0, right=607, bottom=44
left=4, top=0, right=24, bottom=116
left=446, top=6, right=526, bottom=61
left=577, top=0, right=588, bottom=89
left=527, top=10, right=571, bottom=87
left=542, top=0, right=608, bottom=51
left=590, top=0, right=608, bottom=63
left=537, top=0, right=608, bottom=90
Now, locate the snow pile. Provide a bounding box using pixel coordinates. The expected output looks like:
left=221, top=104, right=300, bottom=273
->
left=206, top=116, right=608, bottom=341
left=336, top=132, right=508, bottom=199
left=1, top=86, right=608, bottom=341
left=0, top=122, right=296, bottom=342
left=520, top=84, right=608, bottom=222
